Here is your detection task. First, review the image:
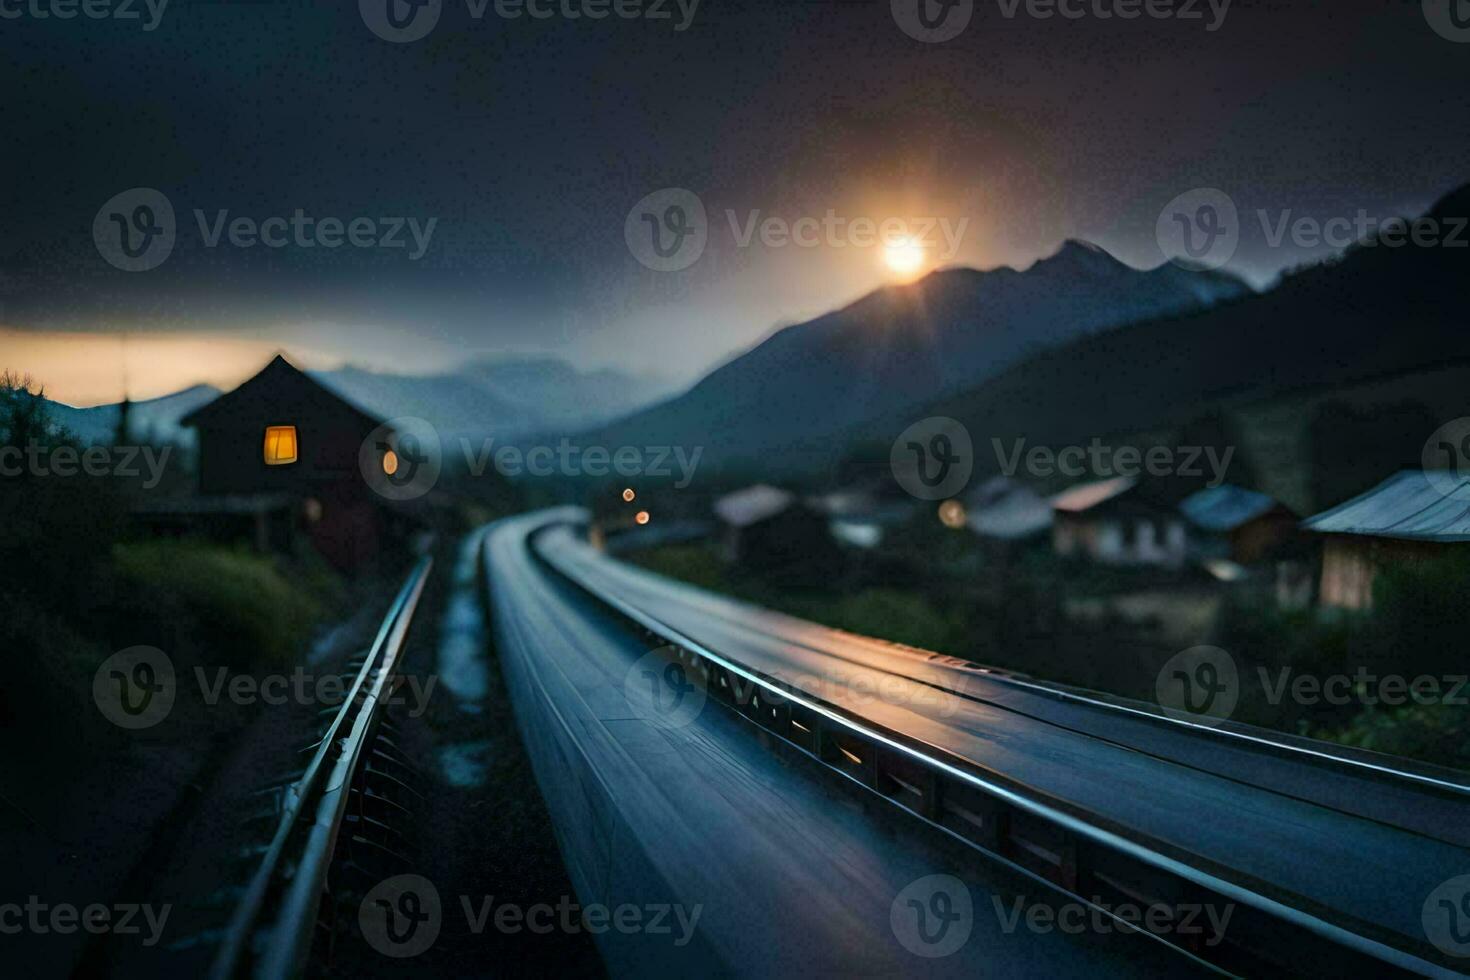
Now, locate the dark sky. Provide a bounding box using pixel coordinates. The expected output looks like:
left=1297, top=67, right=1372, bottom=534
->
left=3, top=0, right=1468, bottom=402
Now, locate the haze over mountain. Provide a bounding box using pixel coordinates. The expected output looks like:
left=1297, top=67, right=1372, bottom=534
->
left=583, top=241, right=1248, bottom=472
left=878, top=182, right=1470, bottom=508
left=42, top=384, right=221, bottom=447
left=36, top=356, right=674, bottom=448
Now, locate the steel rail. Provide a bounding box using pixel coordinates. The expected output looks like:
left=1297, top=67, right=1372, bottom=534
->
left=209, top=555, right=432, bottom=980
left=533, top=524, right=1460, bottom=979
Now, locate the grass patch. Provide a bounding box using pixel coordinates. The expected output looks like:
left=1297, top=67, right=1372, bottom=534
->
left=112, top=540, right=341, bottom=671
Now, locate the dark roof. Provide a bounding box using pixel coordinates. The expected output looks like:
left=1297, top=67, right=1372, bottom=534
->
left=1301, top=470, right=1470, bottom=542
left=1180, top=484, right=1286, bottom=532
left=179, top=354, right=384, bottom=430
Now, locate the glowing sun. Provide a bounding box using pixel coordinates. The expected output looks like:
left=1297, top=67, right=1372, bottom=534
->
left=883, top=237, right=926, bottom=278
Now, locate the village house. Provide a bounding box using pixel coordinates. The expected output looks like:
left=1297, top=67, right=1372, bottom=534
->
left=713, top=484, right=842, bottom=582
left=174, top=354, right=409, bottom=572
left=1178, top=484, right=1298, bottom=565
left=1050, top=475, right=1189, bottom=568
left=1302, top=470, right=1470, bottom=610
left=809, top=481, right=917, bottom=550
left=964, top=475, right=1054, bottom=556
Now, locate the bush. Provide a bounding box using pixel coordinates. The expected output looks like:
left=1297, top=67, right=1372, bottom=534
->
left=1314, top=703, right=1469, bottom=772
left=111, top=541, right=335, bottom=671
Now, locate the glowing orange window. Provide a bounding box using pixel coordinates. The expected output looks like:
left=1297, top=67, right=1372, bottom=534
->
left=263, top=425, right=298, bottom=465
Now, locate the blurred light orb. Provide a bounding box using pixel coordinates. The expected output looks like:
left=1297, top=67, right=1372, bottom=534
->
left=938, top=499, right=966, bottom=529
left=622, top=488, right=636, bottom=502
left=635, top=510, right=651, bottom=525
left=883, top=237, right=926, bottom=278
left=383, top=449, right=400, bottom=476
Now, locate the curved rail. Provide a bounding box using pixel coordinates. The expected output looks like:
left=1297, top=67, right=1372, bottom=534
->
left=534, top=521, right=1462, bottom=979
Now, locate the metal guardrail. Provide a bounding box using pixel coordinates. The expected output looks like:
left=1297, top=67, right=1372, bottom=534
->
left=533, top=528, right=1461, bottom=980
left=209, top=555, right=433, bottom=980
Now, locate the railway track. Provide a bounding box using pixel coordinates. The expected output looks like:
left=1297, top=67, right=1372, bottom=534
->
left=515, top=513, right=1470, bottom=978
left=208, top=555, right=433, bottom=980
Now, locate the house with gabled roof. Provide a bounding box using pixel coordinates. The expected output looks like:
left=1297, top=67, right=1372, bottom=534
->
left=177, top=354, right=405, bottom=571
left=1179, top=484, right=1297, bottom=565
left=1301, top=470, right=1470, bottom=610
